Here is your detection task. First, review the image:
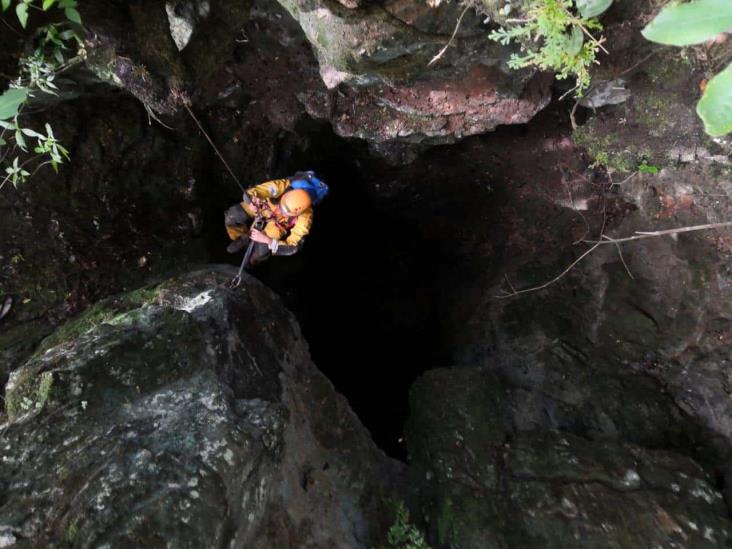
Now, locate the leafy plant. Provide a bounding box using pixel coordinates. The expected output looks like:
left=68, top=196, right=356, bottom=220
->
left=385, top=501, right=431, bottom=549
left=0, top=0, right=82, bottom=190
left=642, top=0, right=732, bottom=136
left=1, top=0, right=81, bottom=28
left=638, top=160, right=659, bottom=175
left=489, top=0, right=613, bottom=96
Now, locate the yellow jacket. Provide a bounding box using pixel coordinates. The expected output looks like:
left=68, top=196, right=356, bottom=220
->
left=242, top=178, right=313, bottom=247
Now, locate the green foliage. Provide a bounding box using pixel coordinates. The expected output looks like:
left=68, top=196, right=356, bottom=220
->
left=0, top=88, right=28, bottom=119
left=641, top=0, right=732, bottom=46
left=575, top=0, right=612, bottom=19
left=0, top=1, right=82, bottom=190
left=489, top=0, right=612, bottom=96
left=642, top=0, right=732, bottom=136
left=1, top=0, right=80, bottom=29
left=638, top=160, right=659, bottom=175
left=386, top=501, right=431, bottom=549
left=697, top=63, right=732, bottom=136
left=589, top=150, right=609, bottom=169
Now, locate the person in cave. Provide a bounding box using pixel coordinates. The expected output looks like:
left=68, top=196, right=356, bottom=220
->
left=224, top=172, right=327, bottom=265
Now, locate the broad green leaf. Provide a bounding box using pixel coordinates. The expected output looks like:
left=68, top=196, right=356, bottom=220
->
left=64, top=7, right=81, bottom=24
left=566, top=26, right=584, bottom=55
left=15, top=129, right=27, bottom=151
left=575, top=0, right=613, bottom=19
left=43, top=0, right=56, bottom=9
left=0, top=137, right=5, bottom=146
left=0, top=88, right=28, bottom=120
left=20, top=127, right=43, bottom=138
left=15, top=2, right=28, bottom=28
left=642, top=0, right=732, bottom=46
left=1, top=0, right=10, bottom=12
left=697, top=63, right=732, bottom=136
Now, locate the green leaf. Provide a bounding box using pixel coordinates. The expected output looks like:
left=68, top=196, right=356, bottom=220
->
left=15, top=129, right=27, bottom=151
left=697, top=63, right=732, bottom=136
left=0, top=88, right=28, bottom=120
left=64, top=7, right=81, bottom=24
left=566, top=26, right=584, bottom=55
left=20, top=127, right=43, bottom=138
left=1, top=0, right=10, bottom=12
left=15, top=2, right=28, bottom=28
left=642, top=0, right=732, bottom=46
left=575, top=0, right=613, bottom=19
left=43, top=0, right=56, bottom=9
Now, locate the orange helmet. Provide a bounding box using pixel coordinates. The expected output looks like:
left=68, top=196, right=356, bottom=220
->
left=280, top=189, right=312, bottom=216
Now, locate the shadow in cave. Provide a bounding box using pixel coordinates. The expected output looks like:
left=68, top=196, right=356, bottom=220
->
left=202, top=125, right=473, bottom=459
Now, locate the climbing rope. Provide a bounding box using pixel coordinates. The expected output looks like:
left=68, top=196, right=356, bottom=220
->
left=183, top=102, right=245, bottom=192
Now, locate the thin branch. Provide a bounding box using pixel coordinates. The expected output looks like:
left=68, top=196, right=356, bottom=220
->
left=0, top=155, right=49, bottom=193
left=584, top=221, right=732, bottom=245
left=609, top=171, right=638, bottom=186
left=569, top=98, right=580, bottom=130
left=561, top=7, right=609, bottom=55
left=603, top=235, right=634, bottom=279
left=558, top=83, right=581, bottom=102
left=497, top=194, right=609, bottom=299
left=0, top=16, right=22, bottom=38
left=496, top=241, right=603, bottom=299
left=613, top=49, right=658, bottom=79
left=428, top=4, right=470, bottom=67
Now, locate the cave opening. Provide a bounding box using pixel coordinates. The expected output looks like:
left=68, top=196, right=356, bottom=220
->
left=200, top=103, right=575, bottom=459
left=202, top=129, right=458, bottom=459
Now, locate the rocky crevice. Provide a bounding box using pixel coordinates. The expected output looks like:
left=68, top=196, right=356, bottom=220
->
left=2, top=0, right=732, bottom=547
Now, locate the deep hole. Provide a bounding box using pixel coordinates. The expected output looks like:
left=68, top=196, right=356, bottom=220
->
left=202, top=126, right=457, bottom=458
left=201, top=103, right=573, bottom=459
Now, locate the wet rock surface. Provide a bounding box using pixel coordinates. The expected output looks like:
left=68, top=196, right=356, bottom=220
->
left=2, top=1, right=732, bottom=546
left=407, top=368, right=730, bottom=548
left=275, top=0, right=551, bottom=150
left=0, top=268, right=400, bottom=547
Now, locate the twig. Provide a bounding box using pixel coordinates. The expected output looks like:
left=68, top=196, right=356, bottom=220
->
left=498, top=193, right=609, bottom=299
left=584, top=221, right=732, bottom=244
left=144, top=103, right=175, bottom=130
left=0, top=155, right=48, bottom=193
left=609, top=172, right=638, bottom=186
left=504, top=274, right=517, bottom=294
left=496, top=240, right=603, bottom=299
left=561, top=7, right=608, bottom=55
left=428, top=4, right=470, bottom=67
left=603, top=235, right=634, bottom=279
left=569, top=99, right=580, bottom=130
left=0, top=16, right=22, bottom=38
left=613, top=49, right=658, bottom=80
left=558, top=83, right=581, bottom=102
left=499, top=220, right=732, bottom=298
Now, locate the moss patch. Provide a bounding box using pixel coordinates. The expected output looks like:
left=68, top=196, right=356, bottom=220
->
left=34, top=284, right=161, bottom=356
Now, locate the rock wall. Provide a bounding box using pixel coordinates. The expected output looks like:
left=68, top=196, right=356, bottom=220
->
left=0, top=269, right=400, bottom=547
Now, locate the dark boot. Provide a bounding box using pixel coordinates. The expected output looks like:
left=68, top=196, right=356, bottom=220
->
left=248, top=243, right=271, bottom=266
left=226, top=237, right=249, bottom=254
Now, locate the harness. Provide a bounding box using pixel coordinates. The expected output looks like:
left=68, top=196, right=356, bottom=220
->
left=251, top=196, right=298, bottom=233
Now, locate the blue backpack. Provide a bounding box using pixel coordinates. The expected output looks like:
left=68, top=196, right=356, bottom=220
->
left=289, top=171, right=329, bottom=205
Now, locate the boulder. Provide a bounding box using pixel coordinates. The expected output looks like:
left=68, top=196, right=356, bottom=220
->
left=0, top=268, right=400, bottom=547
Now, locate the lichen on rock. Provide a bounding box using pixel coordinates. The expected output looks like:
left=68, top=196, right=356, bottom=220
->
left=0, top=268, right=400, bottom=547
